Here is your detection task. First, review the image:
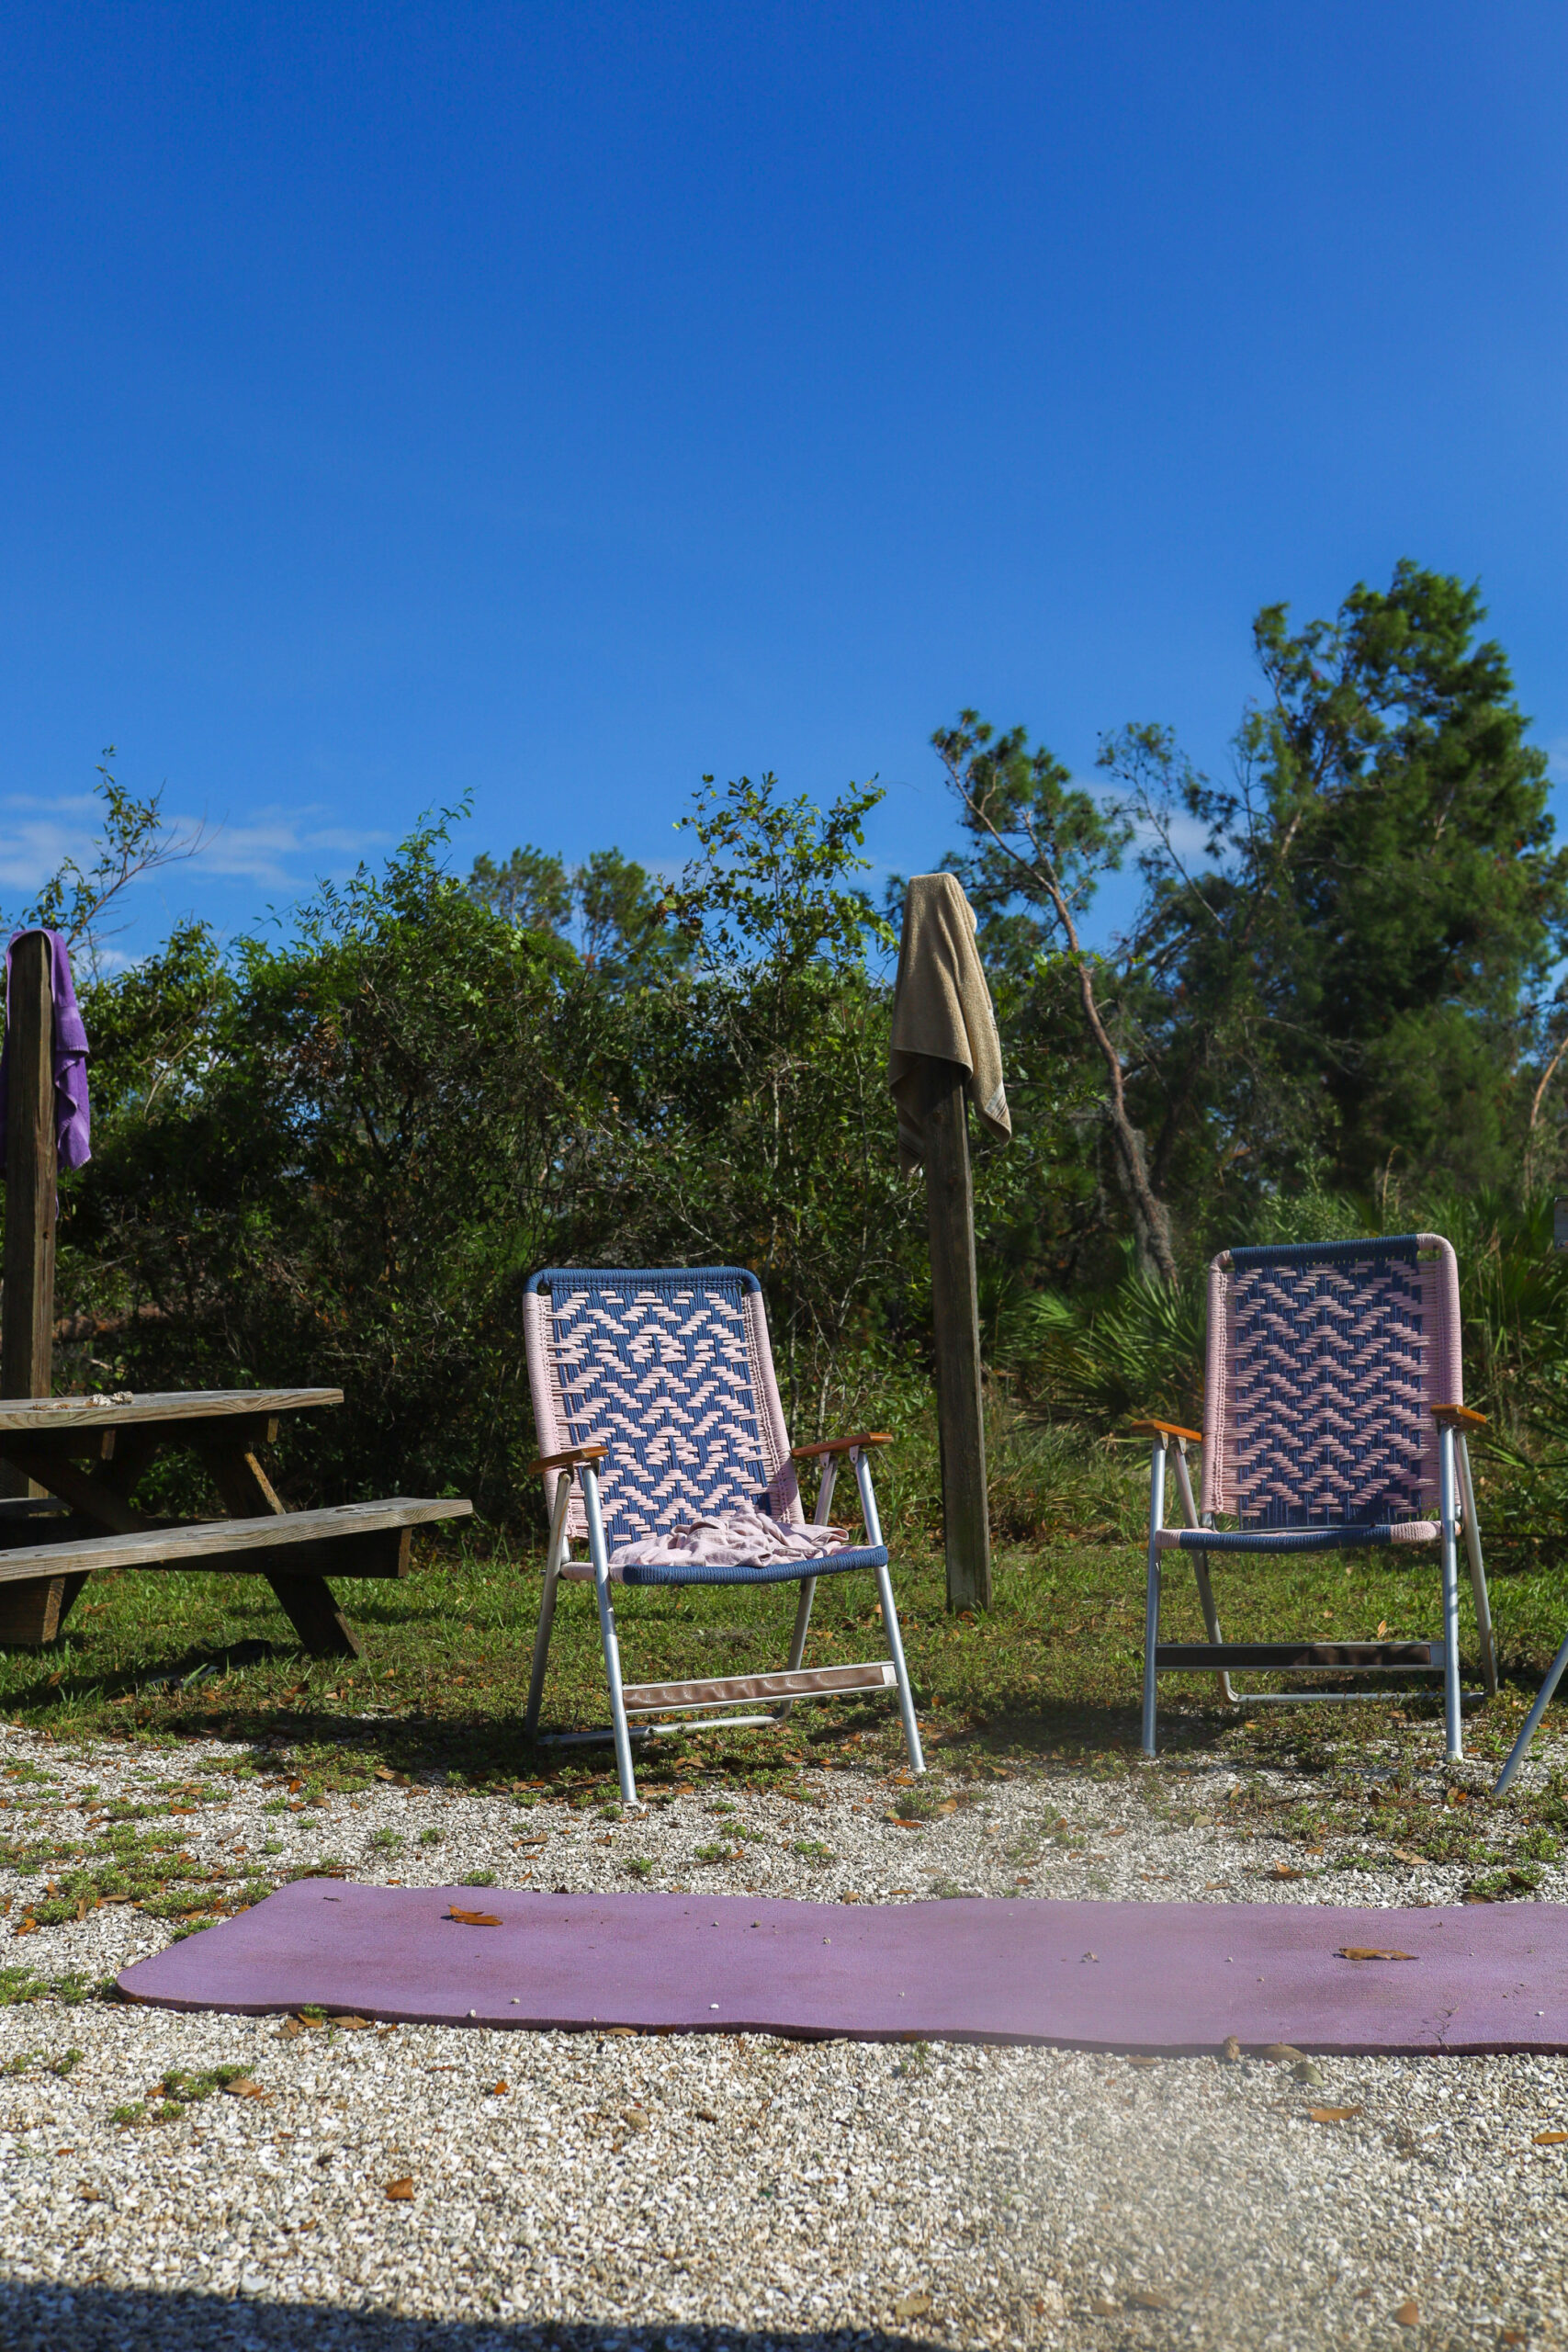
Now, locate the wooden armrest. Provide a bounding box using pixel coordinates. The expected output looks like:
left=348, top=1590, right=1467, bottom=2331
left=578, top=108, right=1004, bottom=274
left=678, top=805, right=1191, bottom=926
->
left=1128, top=1418, right=1204, bottom=1444
left=1431, top=1403, right=1487, bottom=1429
left=789, top=1432, right=893, bottom=1461
left=527, top=1444, right=608, bottom=1476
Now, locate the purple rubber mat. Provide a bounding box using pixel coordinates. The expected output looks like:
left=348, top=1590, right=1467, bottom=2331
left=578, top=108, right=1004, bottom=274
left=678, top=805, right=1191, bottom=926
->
left=118, top=1883, right=1568, bottom=2053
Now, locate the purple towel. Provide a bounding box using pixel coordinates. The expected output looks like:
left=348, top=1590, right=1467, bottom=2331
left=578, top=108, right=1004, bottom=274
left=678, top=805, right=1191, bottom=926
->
left=0, top=928, right=91, bottom=1177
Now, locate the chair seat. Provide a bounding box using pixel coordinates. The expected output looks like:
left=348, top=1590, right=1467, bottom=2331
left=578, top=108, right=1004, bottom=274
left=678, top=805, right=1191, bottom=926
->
left=562, top=1543, right=890, bottom=1588
left=1156, top=1521, right=1438, bottom=1555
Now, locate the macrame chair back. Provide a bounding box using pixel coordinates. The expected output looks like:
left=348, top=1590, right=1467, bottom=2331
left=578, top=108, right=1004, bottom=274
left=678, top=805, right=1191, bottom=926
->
left=1200, top=1234, right=1463, bottom=1532
left=523, top=1268, right=803, bottom=1554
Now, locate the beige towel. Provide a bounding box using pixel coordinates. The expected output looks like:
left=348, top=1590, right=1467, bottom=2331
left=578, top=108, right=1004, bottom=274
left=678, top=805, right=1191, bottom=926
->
left=888, top=873, right=1010, bottom=1172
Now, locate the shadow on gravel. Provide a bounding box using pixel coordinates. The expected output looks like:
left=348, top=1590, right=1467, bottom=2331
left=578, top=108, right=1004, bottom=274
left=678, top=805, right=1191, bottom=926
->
left=0, top=2283, right=942, bottom=2352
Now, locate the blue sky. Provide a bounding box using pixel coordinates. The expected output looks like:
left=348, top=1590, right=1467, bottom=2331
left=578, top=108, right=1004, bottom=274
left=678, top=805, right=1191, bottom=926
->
left=3, top=1, right=1564, bottom=957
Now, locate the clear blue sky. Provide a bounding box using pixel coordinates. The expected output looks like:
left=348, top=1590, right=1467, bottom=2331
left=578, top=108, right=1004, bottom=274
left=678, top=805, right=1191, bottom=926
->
left=3, top=1, right=1564, bottom=955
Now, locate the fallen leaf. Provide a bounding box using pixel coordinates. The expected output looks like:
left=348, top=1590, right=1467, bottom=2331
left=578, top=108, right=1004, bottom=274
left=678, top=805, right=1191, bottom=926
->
left=1501, top=2332, right=1527, bottom=2346
left=1393, top=2300, right=1420, bottom=2327
left=328, top=2014, right=371, bottom=2030
left=1377, top=1620, right=1388, bottom=1637
left=620, top=2106, right=650, bottom=2132
left=933, top=1799, right=959, bottom=1815
left=1270, top=1863, right=1304, bottom=1881
left=1262, top=2043, right=1310, bottom=2063
left=488, top=2081, right=509, bottom=2097
left=1125, top=2056, right=1158, bottom=2069
left=1127, top=2290, right=1171, bottom=2311
left=1389, top=1848, right=1427, bottom=1866
left=694, top=2107, right=718, bottom=2122
left=79, top=2185, right=105, bottom=2202
left=886, top=1815, right=924, bottom=1828
left=13, top=1918, right=38, bottom=1938
left=893, top=2293, right=931, bottom=2321
left=221, top=2077, right=267, bottom=2099
left=601, top=2024, right=637, bottom=2036
left=1308, top=2105, right=1365, bottom=2123
left=1222, top=2035, right=1241, bottom=2064
left=446, top=1907, right=502, bottom=1927
left=1532, top=2130, right=1568, bottom=2145
left=1337, top=1947, right=1416, bottom=1962
left=287, top=1779, right=304, bottom=1793
left=1088, top=2298, right=1119, bottom=2318
left=385, top=2177, right=415, bottom=2200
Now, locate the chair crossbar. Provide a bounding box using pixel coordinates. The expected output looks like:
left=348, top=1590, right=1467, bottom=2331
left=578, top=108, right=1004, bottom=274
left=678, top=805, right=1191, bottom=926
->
left=620, top=1661, right=896, bottom=1714
left=1154, top=1641, right=1442, bottom=1673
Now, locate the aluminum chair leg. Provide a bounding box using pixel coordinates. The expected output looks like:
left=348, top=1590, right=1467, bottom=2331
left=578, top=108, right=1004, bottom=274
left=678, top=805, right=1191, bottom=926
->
left=1438, top=1426, right=1463, bottom=1762
left=1171, top=1442, right=1235, bottom=1707
left=776, top=1455, right=838, bottom=1722
left=1456, top=1435, right=1497, bottom=1696
left=524, top=1471, right=575, bottom=1740
left=1495, top=1627, right=1568, bottom=1794
left=854, top=1450, right=924, bottom=1775
left=581, top=1466, right=637, bottom=1806
left=1142, top=1439, right=1166, bottom=1758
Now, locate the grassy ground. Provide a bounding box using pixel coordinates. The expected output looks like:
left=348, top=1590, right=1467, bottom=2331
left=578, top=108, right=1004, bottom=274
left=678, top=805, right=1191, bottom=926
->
left=4, top=1519, right=1565, bottom=1795
left=0, top=1521, right=1565, bottom=1948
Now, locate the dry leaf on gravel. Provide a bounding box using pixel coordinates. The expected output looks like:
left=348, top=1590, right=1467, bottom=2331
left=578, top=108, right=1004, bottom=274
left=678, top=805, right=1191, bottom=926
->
left=933, top=1800, right=959, bottom=1815
left=330, top=2014, right=372, bottom=2030
left=1389, top=1849, right=1428, bottom=1866
left=1262, top=2044, right=1310, bottom=2063
left=1337, top=1947, right=1416, bottom=1962
left=1127, top=2290, right=1171, bottom=2311
left=893, top=2293, right=931, bottom=2321
left=385, top=2177, right=415, bottom=2200
left=488, top=2082, right=509, bottom=2097
left=620, top=2107, right=650, bottom=2132
left=1308, top=2105, right=1365, bottom=2123
left=1125, top=2056, right=1158, bottom=2069
left=446, top=1907, right=502, bottom=1926
left=79, top=2185, right=104, bottom=2201
left=1088, top=2298, right=1119, bottom=2318
left=1532, top=2131, right=1568, bottom=2145
left=221, top=2078, right=267, bottom=2099
left=1393, top=2300, right=1420, bottom=2327
left=1270, top=1863, right=1304, bottom=1880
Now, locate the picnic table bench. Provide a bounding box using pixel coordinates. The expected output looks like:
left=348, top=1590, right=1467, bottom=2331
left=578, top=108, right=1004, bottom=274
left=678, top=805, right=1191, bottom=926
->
left=0, top=1387, right=472, bottom=1656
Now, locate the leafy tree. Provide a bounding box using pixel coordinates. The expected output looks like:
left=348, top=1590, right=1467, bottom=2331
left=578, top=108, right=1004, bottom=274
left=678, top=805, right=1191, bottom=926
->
left=929, top=714, right=1177, bottom=1283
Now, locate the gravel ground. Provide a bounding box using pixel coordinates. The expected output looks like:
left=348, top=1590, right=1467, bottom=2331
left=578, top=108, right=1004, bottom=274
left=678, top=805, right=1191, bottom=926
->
left=0, top=1722, right=1565, bottom=2351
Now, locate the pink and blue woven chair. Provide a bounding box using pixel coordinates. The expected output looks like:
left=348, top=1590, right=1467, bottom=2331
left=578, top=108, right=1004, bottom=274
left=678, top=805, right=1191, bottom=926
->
left=1134, top=1234, right=1496, bottom=1761
left=522, top=1267, right=926, bottom=1804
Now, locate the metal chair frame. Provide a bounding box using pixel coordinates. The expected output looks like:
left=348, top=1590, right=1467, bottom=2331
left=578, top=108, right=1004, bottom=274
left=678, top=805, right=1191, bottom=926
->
left=521, top=1268, right=925, bottom=1804
left=1136, top=1235, right=1496, bottom=1763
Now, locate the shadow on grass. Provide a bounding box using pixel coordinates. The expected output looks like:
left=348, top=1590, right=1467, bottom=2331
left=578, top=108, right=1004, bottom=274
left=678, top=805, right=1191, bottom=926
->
left=0, top=2284, right=942, bottom=2352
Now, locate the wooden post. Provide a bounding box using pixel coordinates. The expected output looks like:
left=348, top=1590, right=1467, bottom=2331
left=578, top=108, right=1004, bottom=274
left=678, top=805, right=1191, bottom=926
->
left=919, top=1055, right=992, bottom=1612
left=0, top=933, right=73, bottom=1642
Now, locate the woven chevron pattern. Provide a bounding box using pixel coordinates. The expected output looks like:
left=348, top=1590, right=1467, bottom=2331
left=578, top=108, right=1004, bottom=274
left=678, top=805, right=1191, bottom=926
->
left=524, top=1269, right=802, bottom=1553
left=1224, top=1245, right=1435, bottom=1529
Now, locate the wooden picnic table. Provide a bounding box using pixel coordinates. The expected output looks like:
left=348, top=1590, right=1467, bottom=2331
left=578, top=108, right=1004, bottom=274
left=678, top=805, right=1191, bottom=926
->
left=0, top=1387, right=472, bottom=1657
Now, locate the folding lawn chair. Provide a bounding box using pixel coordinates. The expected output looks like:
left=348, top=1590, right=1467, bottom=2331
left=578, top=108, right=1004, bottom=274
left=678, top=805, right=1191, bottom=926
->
left=1134, top=1234, right=1496, bottom=1763
left=521, top=1266, right=926, bottom=1804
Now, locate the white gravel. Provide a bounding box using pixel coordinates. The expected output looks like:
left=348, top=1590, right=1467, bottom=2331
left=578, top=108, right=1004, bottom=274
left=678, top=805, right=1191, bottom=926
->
left=0, top=1719, right=1565, bottom=2349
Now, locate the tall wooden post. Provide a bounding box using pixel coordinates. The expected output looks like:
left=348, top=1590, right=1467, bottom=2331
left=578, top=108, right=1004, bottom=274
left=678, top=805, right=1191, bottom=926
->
left=0, top=932, right=73, bottom=1642
left=919, top=1055, right=992, bottom=1612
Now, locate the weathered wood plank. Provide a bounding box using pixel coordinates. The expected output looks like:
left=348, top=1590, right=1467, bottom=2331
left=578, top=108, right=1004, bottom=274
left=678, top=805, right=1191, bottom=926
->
left=0, top=1388, right=341, bottom=1434
left=919, top=1055, right=992, bottom=1613
left=0, top=1497, right=470, bottom=1584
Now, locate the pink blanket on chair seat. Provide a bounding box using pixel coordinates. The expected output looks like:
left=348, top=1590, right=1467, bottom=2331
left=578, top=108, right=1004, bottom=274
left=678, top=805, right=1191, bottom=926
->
left=607, top=1501, right=853, bottom=1570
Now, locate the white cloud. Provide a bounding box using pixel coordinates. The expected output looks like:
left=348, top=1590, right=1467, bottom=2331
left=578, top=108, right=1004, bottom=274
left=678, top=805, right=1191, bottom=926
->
left=0, top=795, right=383, bottom=900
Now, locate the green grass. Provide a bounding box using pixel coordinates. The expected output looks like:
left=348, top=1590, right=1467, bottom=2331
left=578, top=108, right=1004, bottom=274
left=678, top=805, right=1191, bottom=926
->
left=4, top=1517, right=1568, bottom=1826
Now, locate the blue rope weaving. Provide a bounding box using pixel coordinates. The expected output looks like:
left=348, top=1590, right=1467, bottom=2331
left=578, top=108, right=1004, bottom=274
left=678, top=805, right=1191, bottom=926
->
left=526, top=1268, right=884, bottom=1583
left=1218, top=1236, right=1433, bottom=1544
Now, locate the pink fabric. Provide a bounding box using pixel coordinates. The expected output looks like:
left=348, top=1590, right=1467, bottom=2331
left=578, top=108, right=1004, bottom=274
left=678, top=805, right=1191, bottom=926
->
left=608, top=1503, right=852, bottom=1570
